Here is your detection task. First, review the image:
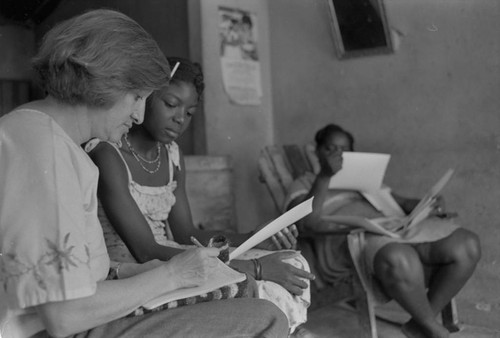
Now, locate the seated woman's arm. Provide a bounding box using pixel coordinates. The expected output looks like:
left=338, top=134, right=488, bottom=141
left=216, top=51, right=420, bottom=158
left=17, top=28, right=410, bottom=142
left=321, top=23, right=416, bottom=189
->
left=110, top=258, right=162, bottom=278
left=392, top=192, right=450, bottom=217
left=288, top=193, right=352, bottom=234
left=287, top=175, right=341, bottom=231
left=287, top=146, right=346, bottom=233
left=229, top=251, right=314, bottom=296
left=90, top=143, right=184, bottom=262
left=36, top=247, right=220, bottom=337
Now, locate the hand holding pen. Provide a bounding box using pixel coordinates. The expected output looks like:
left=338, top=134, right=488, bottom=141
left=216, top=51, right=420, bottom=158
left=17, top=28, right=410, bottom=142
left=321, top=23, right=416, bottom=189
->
left=191, top=236, right=230, bottom=263
left=190, top=236, right=205, bottom=248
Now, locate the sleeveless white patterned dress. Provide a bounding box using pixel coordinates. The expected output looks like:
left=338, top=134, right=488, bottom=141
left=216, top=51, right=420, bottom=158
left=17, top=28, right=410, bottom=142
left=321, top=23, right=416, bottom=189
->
left=94, top=140, right=310, bottom=332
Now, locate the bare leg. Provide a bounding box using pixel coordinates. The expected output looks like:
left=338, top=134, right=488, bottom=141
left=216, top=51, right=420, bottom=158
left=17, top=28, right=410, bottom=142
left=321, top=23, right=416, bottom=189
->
left=414, top=228, right=481, bottom=315
left=373, top=243, right=449, bottom=338
left=290, top=324, right=319, bottom=338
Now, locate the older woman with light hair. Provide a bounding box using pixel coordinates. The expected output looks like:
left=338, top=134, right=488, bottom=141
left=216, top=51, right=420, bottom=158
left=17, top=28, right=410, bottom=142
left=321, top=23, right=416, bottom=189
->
left=0, top=9, right=288, bottom=338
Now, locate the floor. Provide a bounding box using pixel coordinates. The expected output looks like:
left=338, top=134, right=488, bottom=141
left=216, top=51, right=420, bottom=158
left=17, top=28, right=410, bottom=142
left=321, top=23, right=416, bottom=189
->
left=303, top=300, right=500, bottom=338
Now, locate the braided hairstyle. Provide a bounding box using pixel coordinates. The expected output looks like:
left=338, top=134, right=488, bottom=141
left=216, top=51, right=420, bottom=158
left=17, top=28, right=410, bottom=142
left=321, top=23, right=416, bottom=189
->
left=166, top=57, right=205, bottom=99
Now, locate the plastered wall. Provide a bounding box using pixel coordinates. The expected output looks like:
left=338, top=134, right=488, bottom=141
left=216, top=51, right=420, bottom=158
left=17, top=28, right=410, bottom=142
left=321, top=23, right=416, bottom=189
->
left=198, top=0, right=277, bottom=230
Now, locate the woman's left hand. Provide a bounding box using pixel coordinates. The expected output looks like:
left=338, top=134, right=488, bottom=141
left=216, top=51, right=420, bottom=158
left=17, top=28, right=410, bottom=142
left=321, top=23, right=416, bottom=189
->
left=256, top=224, right=298, bottom=251
left=430, top=195, right=446, bottom=216
left=257, top=251, right=315, bottom=296
left=429, top=195, right=458, bottom=218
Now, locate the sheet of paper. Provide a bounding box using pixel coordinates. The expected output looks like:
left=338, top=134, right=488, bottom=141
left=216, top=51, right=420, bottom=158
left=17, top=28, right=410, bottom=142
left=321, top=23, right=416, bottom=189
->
left=229, top=197, right=314, bottom=260
left=142, top=258, right=246, bottom=310
left=406, top=168, right=455, bottom=229
left=329, top=152, right=391, bottom=191
left=362, top=188, right=406, bottom=217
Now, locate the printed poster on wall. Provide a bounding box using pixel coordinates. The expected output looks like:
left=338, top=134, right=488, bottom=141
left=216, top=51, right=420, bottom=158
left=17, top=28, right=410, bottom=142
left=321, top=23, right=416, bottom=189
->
left=218, top=6, right=262, bottom=106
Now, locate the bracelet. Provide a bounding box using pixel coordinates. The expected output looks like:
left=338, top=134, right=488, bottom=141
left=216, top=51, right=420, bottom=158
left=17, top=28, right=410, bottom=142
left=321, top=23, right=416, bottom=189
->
left=107, top=262, right=122, bottom=280
left=115, top=262, right=122, bottom=279
left=252, top=259, right=262, bottom=280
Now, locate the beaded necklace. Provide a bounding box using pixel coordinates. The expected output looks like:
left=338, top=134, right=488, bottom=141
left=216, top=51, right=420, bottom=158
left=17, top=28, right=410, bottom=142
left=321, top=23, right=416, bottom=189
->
left=124, top=134, right=162, bottom=174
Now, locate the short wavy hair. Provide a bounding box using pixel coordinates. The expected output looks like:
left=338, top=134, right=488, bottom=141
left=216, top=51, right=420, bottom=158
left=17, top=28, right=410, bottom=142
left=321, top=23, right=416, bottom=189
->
left=32, top=9, right=170, bottom=108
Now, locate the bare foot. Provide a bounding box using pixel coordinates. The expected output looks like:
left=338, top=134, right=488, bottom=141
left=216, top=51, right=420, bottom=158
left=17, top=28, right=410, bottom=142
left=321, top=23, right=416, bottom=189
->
left=290, top=325, right=317, bottom=338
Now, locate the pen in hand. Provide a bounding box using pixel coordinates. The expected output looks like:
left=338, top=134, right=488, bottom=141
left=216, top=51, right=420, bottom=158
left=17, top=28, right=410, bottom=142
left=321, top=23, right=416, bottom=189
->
left=190, top=236, right=205, bottom=247
left=191, top=236, right=231, bottom=263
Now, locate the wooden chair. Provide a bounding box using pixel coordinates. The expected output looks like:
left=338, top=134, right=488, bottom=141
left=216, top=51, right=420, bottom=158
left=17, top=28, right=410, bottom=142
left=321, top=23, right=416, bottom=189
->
left=258, top=144, right=460, bottom=338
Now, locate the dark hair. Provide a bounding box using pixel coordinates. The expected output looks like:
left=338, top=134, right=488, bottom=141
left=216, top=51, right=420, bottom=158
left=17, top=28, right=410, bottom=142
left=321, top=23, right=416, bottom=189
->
left=241, top=15, right=253, bottom=27
left=32, top=9, right=170, bottom=108
left=314, top=124, right=355, bottom=150
left=167, top=57, right=205, bottom=98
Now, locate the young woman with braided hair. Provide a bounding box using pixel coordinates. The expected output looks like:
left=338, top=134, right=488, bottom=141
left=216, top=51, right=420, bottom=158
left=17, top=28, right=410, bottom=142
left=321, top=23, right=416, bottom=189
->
left=90, top=57, right=316, bottom=337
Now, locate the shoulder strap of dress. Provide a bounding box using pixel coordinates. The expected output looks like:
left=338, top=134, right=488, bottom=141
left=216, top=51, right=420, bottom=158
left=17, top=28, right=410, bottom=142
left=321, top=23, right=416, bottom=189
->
left=165, top=141, right=181, bottom=183
left=84, top=138, right=133, bottom=182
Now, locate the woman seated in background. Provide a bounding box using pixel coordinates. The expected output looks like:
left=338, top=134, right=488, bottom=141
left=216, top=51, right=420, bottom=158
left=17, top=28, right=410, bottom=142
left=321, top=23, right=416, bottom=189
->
left=89, top=57, right=315, bottom=337
left=0, top=9, right=289, bottom=338
left=284, top=123, right=481, bottom=338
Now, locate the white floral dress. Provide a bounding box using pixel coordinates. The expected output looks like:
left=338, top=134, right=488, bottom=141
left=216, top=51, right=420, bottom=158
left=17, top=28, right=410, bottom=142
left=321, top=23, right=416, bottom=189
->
left=95, top=141, right=310, bottom=332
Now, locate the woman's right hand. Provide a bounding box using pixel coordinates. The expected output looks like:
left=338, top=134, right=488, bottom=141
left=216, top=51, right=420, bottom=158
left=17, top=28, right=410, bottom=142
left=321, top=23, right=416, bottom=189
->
left=165, top=247, right=221, bottom=289
left=318, top=150, right=343, bottom=177
left=256, top=224, right=299, bottom=251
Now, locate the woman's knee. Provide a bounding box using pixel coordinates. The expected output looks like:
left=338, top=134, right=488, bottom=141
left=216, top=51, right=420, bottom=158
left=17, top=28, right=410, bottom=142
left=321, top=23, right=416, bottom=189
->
left=373, top=244, right=422, bottom=282
left=447, top=229, right=481, bottom=265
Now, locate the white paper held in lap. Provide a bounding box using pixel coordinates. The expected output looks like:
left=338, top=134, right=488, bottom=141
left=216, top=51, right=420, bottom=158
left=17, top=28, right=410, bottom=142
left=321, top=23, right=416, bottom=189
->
left=404, top=168, right=455, bottom=230
left=329, top=152, right=390, bottom=191
left=229, top=197, right=314, bottom=260
left=322, top=168, right=455, bottom=237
